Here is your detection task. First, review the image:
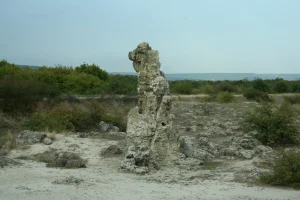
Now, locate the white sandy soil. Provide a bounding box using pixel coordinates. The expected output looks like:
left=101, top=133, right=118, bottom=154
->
left=1, top=134, right=300, bottom=200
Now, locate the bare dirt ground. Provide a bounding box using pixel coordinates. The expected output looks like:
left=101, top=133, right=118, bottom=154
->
left=1, top=101, right=300, bottom=200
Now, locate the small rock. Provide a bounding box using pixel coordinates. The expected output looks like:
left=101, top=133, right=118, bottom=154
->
left=109, top=126, right=120, bottom=132
left=99, top=121, right=112, bottom=132
left=52, top=176, right=83, bottom=185
left=43, top=138, right=53, bottom=145
left=100, top=145, right=123, bottom=157
left=99, top=121, right=120, bottom=132
left=13, top=130, right=46, bottom=145
left=179, top=136, right=215, bottom=160
left=35, top=150, right=87, bottom=168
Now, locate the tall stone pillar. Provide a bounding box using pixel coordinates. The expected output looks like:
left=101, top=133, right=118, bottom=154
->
left=121, top=42, right=177, bottom=173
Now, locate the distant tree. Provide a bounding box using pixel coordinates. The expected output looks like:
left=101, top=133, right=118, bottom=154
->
left=252, top=78, right=270, bottom=92
left=63, top=72, right=103, bottom=94
left=0, top=60, right=20, bottom=76
left=273, top=81, right=288, bottom=93
left=292, top=81, right=300, bottom=93
left=75, top=63, right=108, bottom=81
left=170, top=81, right=194, bottom=94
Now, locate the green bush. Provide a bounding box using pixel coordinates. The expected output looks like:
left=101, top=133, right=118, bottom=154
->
left=216, top=92, right=234, bottom=103
left=216, top=82, right=237, bottom=93
left=24, top=105, right=94, bottom=132
left=170, top=81, right=194, bottom=94
left=253, top=78, right=270, bottom=92
left=101, top=75, right=137, bottom=95
left=260, top=149, right=300, bottom=188
left=200, top=84, right=215, bottom=94
left=284, top=95, right=300, bottom=104
left=63, top=72, right=103, bottom=94
left=24, top=100, right=132, bottom=132
left=0, top=76, right=60, bottom=113
left=292, top=81, right=300, bottom=92
left=243, top=88, right=272, bottom=102
left=273, top=81, right=288, bottom=93
left=75, top=63, right=108, bottom=81
left=244, top=102, right=299, bottom=146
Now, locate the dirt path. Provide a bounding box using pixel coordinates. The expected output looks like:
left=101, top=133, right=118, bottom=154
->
left=1, top=134, right=300, bottom=200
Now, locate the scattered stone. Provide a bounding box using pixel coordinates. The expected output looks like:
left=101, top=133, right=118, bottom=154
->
left=52, top=176, right=84, bottom=185
left=0, top=156, right=21, bottom=168
left=174, top=156, right=204, bottom=170
left=185, top=125, right=197, bottom=132
left=179, top=136, right=216, bottom=160
left=218, top=136, right=263, bottom=159
left=100, top=145, right=123, bottom=157
left=99, top=121, right=119, bottom=133
left=68, top=144, right=80, bottom=149
left=13, top=130, right=46, bottom=145
left=16, top=186, right=31, bottom=190
left=78, top=131, right=126, bottom=140
left=42, top=138, right=53, bottom=145
left=34, top=150, right=87, bottom=168
left=255, top=145, right=274, bottom=158
left=121, top=42, right=178, bottom=173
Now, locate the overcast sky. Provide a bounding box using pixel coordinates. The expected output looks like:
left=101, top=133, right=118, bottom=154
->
left=0, top=0, right=299, bottom=73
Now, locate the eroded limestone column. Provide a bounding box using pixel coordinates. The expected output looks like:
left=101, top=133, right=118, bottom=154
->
left=120, top=42, right=177, bottom=173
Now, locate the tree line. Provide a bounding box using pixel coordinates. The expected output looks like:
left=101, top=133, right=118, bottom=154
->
left=1, top=59, right=300, bottom=113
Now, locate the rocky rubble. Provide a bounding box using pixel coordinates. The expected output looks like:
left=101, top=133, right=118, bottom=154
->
left=13, top=130, right=47, bottom=145
left=179, top=135, right=273, bottom=160
left=121, top=42, right=178, bottom=173
left=34, top=150, right=87, bottom=168
left=99, top=121, right=119, bottom=132
left=100, top=144, right=123, bottom=157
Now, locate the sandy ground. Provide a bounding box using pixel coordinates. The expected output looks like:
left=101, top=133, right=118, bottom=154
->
left=1, top=133, right=300, bottom=200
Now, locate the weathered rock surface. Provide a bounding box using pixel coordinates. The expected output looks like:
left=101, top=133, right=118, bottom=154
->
left=34, top=150, right=87, bottom=168
left=52, top=176, right=84, bottom=185
left=100, top=145, right=123, bottom=157
left=78, top=131, right=126, bottom=140
left=179, top=136, right=216, bottom=160
left=0, top=156, right=21, bottom=168
left=121, top=42, right=177, bottom=173
left=179, top=135, right=273, bottom=160
left=99, top=121, right=120, bottom=132
left=42, top=138, right=53, bottom=145
left=13, top=130, right=46, bottom=145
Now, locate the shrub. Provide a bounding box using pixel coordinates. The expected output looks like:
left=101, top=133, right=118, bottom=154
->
left=216, top=82, right=236, bottom=93
left=253, top=78, right=270, bottom=92
left=203, top=93, right=217, bottom=102
left=101, top=75, right=137, bottom=95
left=244, top=102, right=299, bottom=146
left=284, top=95, right=300, bottom=104
left=170, top=81, right=194, bottom=94
left=24, top=105, right=93, bottom=132
left=75, top=63, right=108, bottom=81
left=200, top=84, right=215, bottom=94
left=273, top=81, right=288, bottom=93
left=62, top=72, right=103, bottom=94
left=243, top=88, right=272, bottom=102
left=24, top=100, right=133, bottom=133
left=292, top=81, right=300, bottom=93
left=260, top=149, right=300, bottom=188
left=0, top=76, right=60, bottom=113
left=216, top=92, right=234, bottom=103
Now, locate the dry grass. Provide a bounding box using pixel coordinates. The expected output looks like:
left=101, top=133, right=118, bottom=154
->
left=0, top=112, right=24, bottom=149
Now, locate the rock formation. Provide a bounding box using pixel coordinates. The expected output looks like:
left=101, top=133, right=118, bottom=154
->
left=121, top=42, right=177, bottom=173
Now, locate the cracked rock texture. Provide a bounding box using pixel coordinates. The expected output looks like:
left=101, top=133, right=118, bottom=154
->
left=121, top=42, right=177, bottom=173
